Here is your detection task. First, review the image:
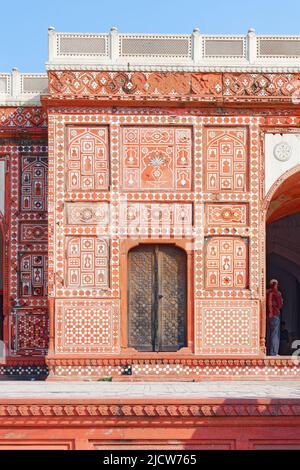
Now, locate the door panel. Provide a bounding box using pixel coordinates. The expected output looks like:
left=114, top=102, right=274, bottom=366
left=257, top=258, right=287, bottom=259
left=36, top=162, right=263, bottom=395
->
left=158, top=246, right=187, bottom=352
left=128, top=244, right=187, bottom=352
left=128, top=245, right=155, bottom=351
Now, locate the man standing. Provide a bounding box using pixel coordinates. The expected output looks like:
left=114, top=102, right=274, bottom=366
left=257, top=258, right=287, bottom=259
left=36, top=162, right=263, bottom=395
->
left=266, top=279, right=284, bottom=356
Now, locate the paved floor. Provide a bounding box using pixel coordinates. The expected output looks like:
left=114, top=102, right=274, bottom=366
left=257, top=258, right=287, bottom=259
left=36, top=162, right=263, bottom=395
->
left=0, top=381, right=300, bottom=399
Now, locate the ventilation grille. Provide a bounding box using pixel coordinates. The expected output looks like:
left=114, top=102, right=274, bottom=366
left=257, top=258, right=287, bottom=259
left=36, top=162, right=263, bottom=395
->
left=22, top=77, right=48, bottom=94
left=121, top=36, right=191, bottom=57
left=259, top=38, right=300, bottom=57
left=204, top=39, right=245, bottom=57
left=59, top=36, right=107, bottom=55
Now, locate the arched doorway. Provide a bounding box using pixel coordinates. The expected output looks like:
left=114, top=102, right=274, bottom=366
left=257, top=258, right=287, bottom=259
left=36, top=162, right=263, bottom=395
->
left=127, top=244, right=187, bottom=352
left=266, top=168, right=300, bottom=355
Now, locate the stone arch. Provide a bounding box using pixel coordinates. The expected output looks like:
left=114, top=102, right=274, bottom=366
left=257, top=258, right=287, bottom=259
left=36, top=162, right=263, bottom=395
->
left=264, top=166, right=300, bottom=355
left=264, top=164, right=300, bottom=215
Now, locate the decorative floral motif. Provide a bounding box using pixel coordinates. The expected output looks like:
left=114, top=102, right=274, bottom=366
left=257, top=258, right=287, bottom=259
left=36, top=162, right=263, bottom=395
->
left=66, top=203, right=109, bottom=225
left=205, top=128, right=248, bottom=193
left=4, top=144, right=49, bottom=357
left=67, top=127, right=109, bottom=192
left=206, top=204, right=248, bottom=227
left=48, top=71, right=300, bottom=102
left=122, top=127, right=192, bottom=191
left=0, top=108, right=47, bottom=129
left=205, top=237, right=248, bottom=289
left=273, top=142, right=293, bottom=162
left=65, top=237, right=109, bottom=290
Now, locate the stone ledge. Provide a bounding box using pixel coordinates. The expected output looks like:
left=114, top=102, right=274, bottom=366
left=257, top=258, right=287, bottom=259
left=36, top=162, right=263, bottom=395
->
left=0, top=399, right=299, bottom=418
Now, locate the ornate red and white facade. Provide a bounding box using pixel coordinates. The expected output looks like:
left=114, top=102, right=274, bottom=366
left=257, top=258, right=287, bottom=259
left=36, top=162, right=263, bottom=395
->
left=2, top=28, right=300, bottom=380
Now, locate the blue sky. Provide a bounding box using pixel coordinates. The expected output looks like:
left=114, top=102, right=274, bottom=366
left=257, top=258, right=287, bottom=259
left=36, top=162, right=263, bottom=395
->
left=1, top=0, right=300, bottom=72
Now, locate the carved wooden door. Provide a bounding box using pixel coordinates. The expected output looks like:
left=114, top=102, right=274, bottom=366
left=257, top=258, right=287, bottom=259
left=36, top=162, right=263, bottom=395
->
left=128, top=245, right=187, bottom=352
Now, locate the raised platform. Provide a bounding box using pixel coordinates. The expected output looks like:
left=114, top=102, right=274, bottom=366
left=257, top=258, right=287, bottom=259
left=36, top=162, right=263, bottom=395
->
left=1, top=380, right=300, bottom=399
left=0, top=381, right=300, bottom=450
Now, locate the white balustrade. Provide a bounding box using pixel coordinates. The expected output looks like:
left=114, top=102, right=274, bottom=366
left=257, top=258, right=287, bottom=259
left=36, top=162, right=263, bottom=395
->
left=47, top=27, right=300, bottom=70
left=0, top=69, right=47, bottom=105
left=3, top=28, right=300, bottom=105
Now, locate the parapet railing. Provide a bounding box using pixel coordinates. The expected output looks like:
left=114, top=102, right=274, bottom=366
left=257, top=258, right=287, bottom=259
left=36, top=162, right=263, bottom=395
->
left=3, top=29, right=300, bottom=105
left=0, top=70, right=48, bottom=105
left=47, top=27, right=300, bottom=69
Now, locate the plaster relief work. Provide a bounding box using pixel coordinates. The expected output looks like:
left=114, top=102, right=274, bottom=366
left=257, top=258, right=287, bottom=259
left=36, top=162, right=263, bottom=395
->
left=67, top=126, right=109, bottom=192
left=65, top=237, right=109, bottom=290
left=66, top=202, right=110, bottom=226
left=205, top=204, right=248, bottom=227
left=121, top=127, right=192, bottom=191
left=1, top=144, right=50, bottom=357
left=205, top=237, right=248, bottom=290
left=204, top=128, right=248, bottom=193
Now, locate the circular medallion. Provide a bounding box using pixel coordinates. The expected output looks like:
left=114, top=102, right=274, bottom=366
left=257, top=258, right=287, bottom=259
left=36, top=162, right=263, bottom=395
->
left=221, top=208, right=234, bottom=221
left=273, top=142, right=292, bottom=162
left=80, top=208, right=94, bottom=222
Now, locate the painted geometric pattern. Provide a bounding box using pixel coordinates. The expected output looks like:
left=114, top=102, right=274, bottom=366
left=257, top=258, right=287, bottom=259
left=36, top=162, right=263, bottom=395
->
left=19, top=253, right=48, bottom=297
left=20, top=156, right=48, bottom=211
left=46, top=112, right=263, bottom=367
left=66, top=202, right=110, bottom=226
left=20, top=222, right=48, bottom=243
left=49, top=71, right=223, bottom=98
left=6, top=145, right=50, bottom=357
left=12, top=311, right=49, bottom=356
left=55, top=300, right=120, bottom=354
left=206, top=204, right=248, bottom=227
left=205, top=237, right=248, bottom=289
left=121, top=127, right=192, bottom=191
left=0, top=107, right=47, bottom=129
left=48, top=71, right=300, bottom=102
left=67, top=126, right=109, bottom=192
left=119, top=203, right=193, bottom=236
left=53, top=362, right=300, bottom=379
left=195, top=300, right=259, bottom=355
left=65, top=237, right=109, bottom=289
left=205, top=128, right=248, bottom=192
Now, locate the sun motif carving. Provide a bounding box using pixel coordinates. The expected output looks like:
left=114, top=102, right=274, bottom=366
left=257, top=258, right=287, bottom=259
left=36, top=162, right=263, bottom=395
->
left=141, top=150, right=172, bottom=187
left=122, top=126, right=192, bottom=191
left=148, top=153, right=167, bottom=180
left=273, top=142, right=292, bottom=162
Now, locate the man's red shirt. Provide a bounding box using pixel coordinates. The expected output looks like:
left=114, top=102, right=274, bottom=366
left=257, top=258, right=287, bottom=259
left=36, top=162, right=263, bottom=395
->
left=267, top=288, right=283, bottom=318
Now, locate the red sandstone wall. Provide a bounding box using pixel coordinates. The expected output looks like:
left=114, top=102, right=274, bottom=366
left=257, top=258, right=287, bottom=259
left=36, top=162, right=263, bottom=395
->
left=47, top=111, right=261, bottom=368
left=0, top=410, right=299, bottom=450
left=0, top=108, right=48, bottom=365
left=2, top=72, right=300, bottom=377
